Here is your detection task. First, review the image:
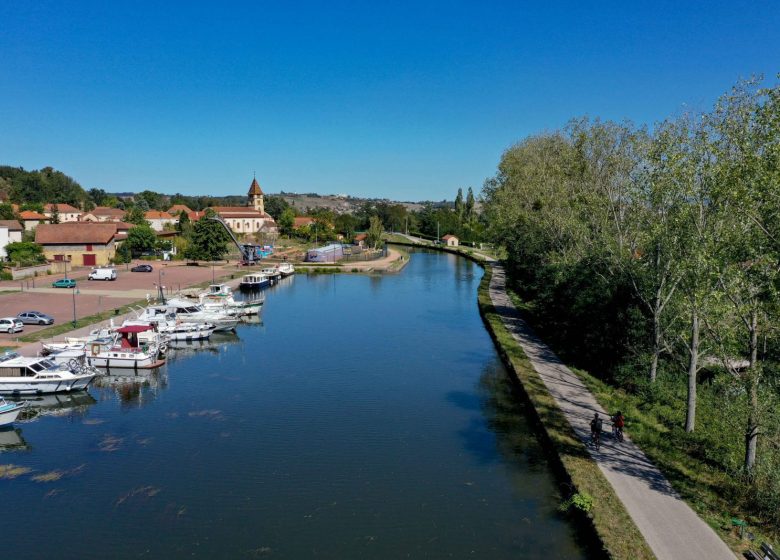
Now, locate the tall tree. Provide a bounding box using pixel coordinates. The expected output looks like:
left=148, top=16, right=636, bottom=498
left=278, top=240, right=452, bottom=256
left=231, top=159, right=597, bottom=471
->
left=367, top=216, right=383, bottom=249
left=454, top=188, right=464, bottom=222
left=185, top=209, right=231, bottom=261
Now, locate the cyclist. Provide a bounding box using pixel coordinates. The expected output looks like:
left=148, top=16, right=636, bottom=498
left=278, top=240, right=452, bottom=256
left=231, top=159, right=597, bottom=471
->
left=590, top=413, right=603, bottom=449
left=611, top=411, right=625, bottom=442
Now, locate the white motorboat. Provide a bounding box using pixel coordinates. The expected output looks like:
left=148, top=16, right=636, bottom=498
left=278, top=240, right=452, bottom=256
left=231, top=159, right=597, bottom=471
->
left=0, top=397, right=27, bottom=426
left=278, top=262, right=295, bottom=276
left=41, top=327, right=117, bottom=354
left=197, top=284, right=263, bottom=317
left=240, top=273, right=269, bottom=291
left=86, top=325, right=164, bottom=369
left=0, top=352, right=97, bottom=394
left=260, top=267, right=282, bottom=284
left=133, top=301, right=238, bottom=332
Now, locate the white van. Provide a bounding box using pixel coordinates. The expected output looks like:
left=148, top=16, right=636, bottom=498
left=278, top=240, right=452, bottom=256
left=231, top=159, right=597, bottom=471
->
left=88, top=267, right=117, bottom=281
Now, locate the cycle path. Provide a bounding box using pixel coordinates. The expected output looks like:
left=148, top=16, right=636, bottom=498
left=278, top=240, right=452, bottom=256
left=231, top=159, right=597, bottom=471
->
left=487, top=262, right=735, bottom=560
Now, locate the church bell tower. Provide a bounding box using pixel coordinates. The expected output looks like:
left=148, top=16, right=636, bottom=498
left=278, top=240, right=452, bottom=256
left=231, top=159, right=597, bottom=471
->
left=248, top=176, right=264, bottom=214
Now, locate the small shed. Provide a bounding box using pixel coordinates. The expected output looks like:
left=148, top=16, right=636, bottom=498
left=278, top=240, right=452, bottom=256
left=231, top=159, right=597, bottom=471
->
left=353, top=233, right=367, bottom=247
left=442, top=234, right=459, bottom=247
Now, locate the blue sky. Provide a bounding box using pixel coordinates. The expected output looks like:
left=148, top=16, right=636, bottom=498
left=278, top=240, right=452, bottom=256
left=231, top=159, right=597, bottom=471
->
left=1, top=1, right=778, bottom=201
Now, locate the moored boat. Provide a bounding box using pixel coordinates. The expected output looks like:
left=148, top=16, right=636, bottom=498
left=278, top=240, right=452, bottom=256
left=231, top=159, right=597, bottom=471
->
left=240, top=273, right=270, bottom=291
left=86, top=325, right=164, bottom=369
left=0, top=397, right=27, bottom=426
left=277, top=262, right=295, bottom=276
left=0, top=352, right=97, bottom=394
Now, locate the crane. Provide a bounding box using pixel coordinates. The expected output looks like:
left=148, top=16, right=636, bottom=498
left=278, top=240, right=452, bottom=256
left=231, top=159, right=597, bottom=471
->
left=207, top=215, right=261, bottom=265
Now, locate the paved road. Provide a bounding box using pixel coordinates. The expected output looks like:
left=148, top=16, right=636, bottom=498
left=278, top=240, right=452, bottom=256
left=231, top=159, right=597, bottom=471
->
left=487, top=262, right=735, bottom=560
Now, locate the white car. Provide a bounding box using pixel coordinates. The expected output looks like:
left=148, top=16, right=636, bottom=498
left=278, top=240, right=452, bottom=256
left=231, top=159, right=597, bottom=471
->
left=0, top=318, right=23, bottom=334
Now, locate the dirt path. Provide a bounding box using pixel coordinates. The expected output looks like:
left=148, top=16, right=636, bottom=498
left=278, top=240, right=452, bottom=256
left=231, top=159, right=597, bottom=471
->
left=487, top=262, right=735, bottom=560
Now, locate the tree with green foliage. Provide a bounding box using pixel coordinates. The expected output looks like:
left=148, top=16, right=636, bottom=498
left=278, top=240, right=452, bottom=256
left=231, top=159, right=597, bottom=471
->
left=264, top=195, right=291, bottom=220
left=184, top=209, right=231, bottom=261
left=465, top=187, right=475, bottom=223
left=113, top=241, right=131, bottom=264
left=6, top=241, right=46, bottom=266
left=124, top=205, right=147, bottom=225
left=334, top=213, right=359, bottom=241
left=278, top=208, right=295, bottom=237
left=125, top=224, right=157, bottom=256
left=454, top=188, right=464, bottom=222
left=50, top=204, right=61, bottom=224
left=367, top=216, right=383, bottom=249
left=176, top=210, right=192, bottom=236
left=0, top=203, right=16, bottom=220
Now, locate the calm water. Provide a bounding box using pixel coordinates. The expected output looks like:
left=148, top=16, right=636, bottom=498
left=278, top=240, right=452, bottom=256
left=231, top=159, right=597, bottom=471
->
left=2, top=251, right=588, bottom=559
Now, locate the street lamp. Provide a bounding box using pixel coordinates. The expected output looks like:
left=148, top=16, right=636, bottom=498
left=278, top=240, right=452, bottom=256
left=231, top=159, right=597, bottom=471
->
left=71, top=287, right=80, bottom=327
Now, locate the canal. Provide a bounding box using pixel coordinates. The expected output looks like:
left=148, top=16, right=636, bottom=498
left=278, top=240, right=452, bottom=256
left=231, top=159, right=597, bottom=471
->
left=2, top=250, right=589, bottom=559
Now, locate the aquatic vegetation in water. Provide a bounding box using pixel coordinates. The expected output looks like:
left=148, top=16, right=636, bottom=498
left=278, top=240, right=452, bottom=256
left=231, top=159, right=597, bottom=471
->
left=31, top=470, right=65, bottom=482
left=98, top=434, right=124, bottom=452
left=188, top=409, right=223, bottom=420
left=115, top=485, right=162, bottom=506
left=0, top=464, right=32, bottom=479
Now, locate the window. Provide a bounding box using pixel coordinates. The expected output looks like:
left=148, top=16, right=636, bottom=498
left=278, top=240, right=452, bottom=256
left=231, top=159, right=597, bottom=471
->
left=86, top=244, right=93, bottom=251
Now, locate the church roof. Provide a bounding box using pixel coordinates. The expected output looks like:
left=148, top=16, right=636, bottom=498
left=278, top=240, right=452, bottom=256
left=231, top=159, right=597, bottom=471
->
left=248, top=177, right=263, bottom=196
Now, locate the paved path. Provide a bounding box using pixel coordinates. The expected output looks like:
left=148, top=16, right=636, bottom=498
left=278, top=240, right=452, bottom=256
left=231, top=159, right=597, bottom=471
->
left=487, top=262, right=735, bottom=560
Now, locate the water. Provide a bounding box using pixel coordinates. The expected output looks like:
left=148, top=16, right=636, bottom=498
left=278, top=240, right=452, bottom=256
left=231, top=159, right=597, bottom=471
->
left=2, top=251, right=588, bottom=559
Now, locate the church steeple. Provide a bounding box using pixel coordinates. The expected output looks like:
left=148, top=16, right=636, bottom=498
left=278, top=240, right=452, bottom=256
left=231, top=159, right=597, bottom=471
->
left=248, top=176, right=264, bottom=214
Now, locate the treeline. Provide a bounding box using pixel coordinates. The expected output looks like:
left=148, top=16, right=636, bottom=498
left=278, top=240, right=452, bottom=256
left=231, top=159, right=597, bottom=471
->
left=0, top=166, right=90, bottom=207
left=483, top=78, right=780, bottom=523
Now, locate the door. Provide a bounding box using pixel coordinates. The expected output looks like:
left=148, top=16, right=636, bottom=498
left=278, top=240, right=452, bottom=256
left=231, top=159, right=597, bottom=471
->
left=83, top=254, right=97, bottom=266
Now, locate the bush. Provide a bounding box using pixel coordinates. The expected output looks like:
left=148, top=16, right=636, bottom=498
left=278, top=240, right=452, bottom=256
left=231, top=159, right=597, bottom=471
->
left=0, top=270, right=12, bottom=281
left=559, top=492, right=594, bottom=514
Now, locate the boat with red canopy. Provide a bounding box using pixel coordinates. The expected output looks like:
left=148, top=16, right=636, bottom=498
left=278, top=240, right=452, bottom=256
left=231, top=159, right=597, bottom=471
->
left=86, top=325, right=165, bottom=370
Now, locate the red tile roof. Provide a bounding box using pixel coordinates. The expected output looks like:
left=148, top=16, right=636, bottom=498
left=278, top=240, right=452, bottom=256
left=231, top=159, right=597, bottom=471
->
left=441, top=234, right=458, bottom=240
left=35, top=223, right=117, bottom=245
left=144, top=210, right=174, bottom=219
left=44, top=203, right=81, bottom=214
left=19, top=210, right=48, bottom=220
left=0, top=220, right=22, bottom=231
left=248, top=178, right=263, bottom=196
left=354, top=233, right=367, bottom=241
left=168, top=204, right=193, bottom=214
left=91, top=206, right=126, bottom=217
left=293, top=217, right=315, bottom=228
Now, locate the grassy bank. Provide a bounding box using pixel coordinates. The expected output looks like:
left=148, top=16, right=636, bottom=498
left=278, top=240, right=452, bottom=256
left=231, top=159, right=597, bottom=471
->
left=477, top=266, right=654, bottom=560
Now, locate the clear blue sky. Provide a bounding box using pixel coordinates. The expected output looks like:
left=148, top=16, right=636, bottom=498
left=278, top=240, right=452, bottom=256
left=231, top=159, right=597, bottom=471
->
left=1, top=1, right=778, bottom=201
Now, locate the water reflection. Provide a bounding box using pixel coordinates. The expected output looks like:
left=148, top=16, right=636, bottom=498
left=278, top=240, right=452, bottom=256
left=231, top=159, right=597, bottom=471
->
left=94, top=368, right=169, bottom=408
left=0, top=427, right=29, bottom=452
left=12, top=391, right=97, bottom=422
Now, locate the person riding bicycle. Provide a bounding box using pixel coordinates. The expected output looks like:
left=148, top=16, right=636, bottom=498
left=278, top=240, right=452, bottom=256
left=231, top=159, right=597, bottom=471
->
left=611, top=411, right=625, bottom=441
left=590, top=413, right=603, bottom=445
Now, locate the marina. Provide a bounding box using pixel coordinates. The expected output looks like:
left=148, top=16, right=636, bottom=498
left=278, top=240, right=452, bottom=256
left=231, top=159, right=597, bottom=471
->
left=0, top=251, right=587, bottom=559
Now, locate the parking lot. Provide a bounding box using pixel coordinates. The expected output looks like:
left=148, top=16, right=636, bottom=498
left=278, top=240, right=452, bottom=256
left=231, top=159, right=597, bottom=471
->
left=0, top=261, right=240, bottom=343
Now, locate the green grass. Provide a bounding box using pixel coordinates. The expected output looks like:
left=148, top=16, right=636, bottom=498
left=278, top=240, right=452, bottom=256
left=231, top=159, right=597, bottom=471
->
left=477, top=266, right=654, bottom=560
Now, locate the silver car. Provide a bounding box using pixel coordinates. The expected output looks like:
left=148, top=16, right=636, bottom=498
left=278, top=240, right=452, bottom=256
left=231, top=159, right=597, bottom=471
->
left=17, top=311, right=55, bottom=325
left=0, top=317, right=24, bottom=333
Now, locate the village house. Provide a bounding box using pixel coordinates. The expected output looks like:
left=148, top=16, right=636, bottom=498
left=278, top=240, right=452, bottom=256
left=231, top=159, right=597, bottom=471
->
left=35, top=222, right=118, bottom=266
left=43, top=203, right=82, bottom=223
left=144, top=210, right=177, bottom=232
left=353, top=232, right=367, bottom=247
left=81, top=206, right=126, bottom=222
left=211, top=178, right=277, bottom=235
left=18, top=210, right=50, bottom=231
left=442, top=234, right=459, bottom=247
left=0, top=220, right=23, bottom=260
left=168, top=204, right=205, bottom=223
left=293, top=216, right=316, bottom=229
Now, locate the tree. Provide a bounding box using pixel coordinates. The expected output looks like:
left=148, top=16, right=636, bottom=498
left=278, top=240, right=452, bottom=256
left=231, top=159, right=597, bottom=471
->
left=278, top=208, right=295, bottom=237
left=367, top=216, right=383, bottom=249
left=125, top=205, right=148, bottom=225
left=50, top=204, right=61, bottom=224
left=264, top=195, right=291, bottom=220
left=185, top=209, right=231, bottom=261
left=113, top=242, right=131, bottom=264
left=125, top=224, right=157, bottom=256
left=454, top=188, right=464, bottom=222
left=334, top=213, right=359, bottom=241
left=0, top=203, right=15, bottom=220
left=465, top=187, right=475, bottom=222
left=176, top=210, right=191, bottom=235
left=6, top=242, right=45, bottom=266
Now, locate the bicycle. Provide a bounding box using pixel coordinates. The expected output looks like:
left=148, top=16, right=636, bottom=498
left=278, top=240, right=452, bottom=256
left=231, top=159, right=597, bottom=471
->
left=613, top=425, right=624, bottom=443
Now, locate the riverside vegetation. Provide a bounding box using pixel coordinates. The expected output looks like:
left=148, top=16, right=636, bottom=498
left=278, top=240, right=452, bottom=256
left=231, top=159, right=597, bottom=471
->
left=482, top=77, right=780, bottom=539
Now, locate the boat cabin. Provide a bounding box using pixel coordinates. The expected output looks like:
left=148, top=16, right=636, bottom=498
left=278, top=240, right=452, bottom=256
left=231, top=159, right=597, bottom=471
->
left=0, top=353, right=59, bottom=378
left=115, top=325, right=154, bottom=350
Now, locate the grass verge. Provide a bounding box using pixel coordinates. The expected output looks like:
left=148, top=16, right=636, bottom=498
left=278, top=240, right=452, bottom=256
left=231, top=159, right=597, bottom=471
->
left=477, top=265, right=654, bottom=560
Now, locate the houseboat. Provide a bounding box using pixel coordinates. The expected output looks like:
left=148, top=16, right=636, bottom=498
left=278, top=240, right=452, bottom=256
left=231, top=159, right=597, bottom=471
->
left=240, top=273, right=270, bottom=291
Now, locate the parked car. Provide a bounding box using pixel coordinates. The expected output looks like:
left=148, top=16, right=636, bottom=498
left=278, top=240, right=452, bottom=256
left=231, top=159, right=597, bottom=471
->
left=0, top=317, right=23, bottom=334
left=52, top=278, right=77, bottom=288
left=17, top=311, right=54, bottom=325
left=131, top=264, right=153, bottom=273
left=88, top=267, right=117, bottom=281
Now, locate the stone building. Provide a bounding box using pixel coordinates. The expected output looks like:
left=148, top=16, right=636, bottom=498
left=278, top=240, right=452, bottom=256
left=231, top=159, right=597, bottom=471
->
left=35, top=222, right=118, bottom=266
left=211, top=178, right=277, bottom=235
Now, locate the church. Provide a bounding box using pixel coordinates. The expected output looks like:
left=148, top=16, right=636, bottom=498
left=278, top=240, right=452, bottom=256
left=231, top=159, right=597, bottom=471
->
left=211, top=177, right=278, bottom=235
